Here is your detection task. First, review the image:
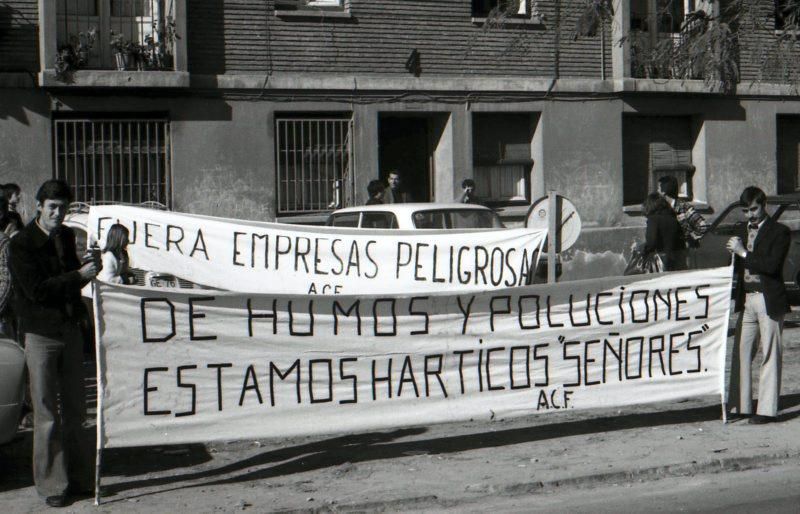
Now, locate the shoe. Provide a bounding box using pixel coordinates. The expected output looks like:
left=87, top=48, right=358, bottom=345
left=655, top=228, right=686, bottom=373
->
left=44, top=495, right=66, bottom=508
left=748, top=415, right=778, bottom=424
left=728, top=412, right=752, bottom=421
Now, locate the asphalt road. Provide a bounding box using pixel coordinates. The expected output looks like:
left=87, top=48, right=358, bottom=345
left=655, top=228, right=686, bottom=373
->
left=440, top=461, right=800, bottom=513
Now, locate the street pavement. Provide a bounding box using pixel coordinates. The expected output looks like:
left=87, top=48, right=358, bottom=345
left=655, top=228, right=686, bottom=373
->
left=1, top=311, right=800, bottom=512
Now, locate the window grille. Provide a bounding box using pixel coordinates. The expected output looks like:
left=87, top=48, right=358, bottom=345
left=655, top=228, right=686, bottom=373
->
left=54, top=118, right=171, bottom=206
left=275, top=117, right=354, bottom=215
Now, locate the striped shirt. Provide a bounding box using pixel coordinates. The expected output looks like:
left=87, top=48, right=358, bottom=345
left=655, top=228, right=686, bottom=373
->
left=673, top=199, right=709, bottom=247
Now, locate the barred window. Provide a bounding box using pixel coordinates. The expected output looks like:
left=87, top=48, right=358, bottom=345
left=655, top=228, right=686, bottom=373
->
left=275, top=116, right=354, bottom=215
left=54, top=118, right=171, bottom=206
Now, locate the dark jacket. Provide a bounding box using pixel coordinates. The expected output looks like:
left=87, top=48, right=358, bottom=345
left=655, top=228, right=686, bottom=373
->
left=9, top=221, right=88, bottom=337
left=733, top=216, right=791, bottom=319
left=644, top=207, right=687, bottom=271
left=383, top=188, right=410, bottom=204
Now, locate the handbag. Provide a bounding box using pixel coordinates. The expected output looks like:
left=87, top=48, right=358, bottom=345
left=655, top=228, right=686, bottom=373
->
left=624, top=247, right=665, bottom=275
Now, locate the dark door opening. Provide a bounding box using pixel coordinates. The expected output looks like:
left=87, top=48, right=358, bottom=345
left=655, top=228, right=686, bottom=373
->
left=778, top=116, right=800, bottom=194
left=378, top=116, right=432, bottom=202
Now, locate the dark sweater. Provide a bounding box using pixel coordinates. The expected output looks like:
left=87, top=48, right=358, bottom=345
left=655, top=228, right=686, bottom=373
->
left=9, top=221, right=88, bottom=336
left=644, top=207, right=687, bottom=271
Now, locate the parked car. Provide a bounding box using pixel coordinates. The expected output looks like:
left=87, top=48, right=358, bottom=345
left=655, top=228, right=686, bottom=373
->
left=325, top=203, right=561, bottom=281
left=694, top=194, right=800, bottom=304
left=0, top=338, right=25, bottom=445
left=326, top=203, right=505, bottom=229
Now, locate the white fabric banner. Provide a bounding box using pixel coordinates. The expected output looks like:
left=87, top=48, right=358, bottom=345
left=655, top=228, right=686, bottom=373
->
left=87, top=206, right=546, bottom=295
left=95, top=266, right=732, bottom=449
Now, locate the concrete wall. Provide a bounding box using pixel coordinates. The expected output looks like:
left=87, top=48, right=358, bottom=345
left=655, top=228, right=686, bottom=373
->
left=0, top=89, right=52, bottom=220
left=3, top=86, right=800, bottom=281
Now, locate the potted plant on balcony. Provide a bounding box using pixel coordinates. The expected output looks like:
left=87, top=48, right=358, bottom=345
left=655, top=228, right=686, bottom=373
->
left=54, top=27, right=97, bottom=83
left=109, top=31, right=147, bottom=71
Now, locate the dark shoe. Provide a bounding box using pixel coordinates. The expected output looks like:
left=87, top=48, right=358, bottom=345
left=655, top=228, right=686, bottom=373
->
left=728, top=412, right=752, bottom=421
left=748, top=415, right=778, bottom=425
left=67, top=482, right=93, bottom=496
left=45, top=495, right=66, bottom=508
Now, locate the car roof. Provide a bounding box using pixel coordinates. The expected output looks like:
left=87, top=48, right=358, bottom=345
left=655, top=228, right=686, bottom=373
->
left=331, top=203, right=494, bottom=215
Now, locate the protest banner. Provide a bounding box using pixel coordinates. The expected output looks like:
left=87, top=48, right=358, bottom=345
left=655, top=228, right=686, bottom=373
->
left=87, top=206, right=546, bottom=295
left=94, top=266, right=732, bottom=449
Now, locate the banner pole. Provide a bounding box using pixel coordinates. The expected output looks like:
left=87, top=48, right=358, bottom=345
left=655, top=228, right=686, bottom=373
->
left=720, top=259, right=736, bottom=424
left=92, top=281, right=104, bottom=505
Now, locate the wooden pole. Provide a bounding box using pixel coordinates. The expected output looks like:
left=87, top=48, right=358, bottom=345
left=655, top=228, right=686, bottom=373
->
left=92, top=281, right=104, bottom=505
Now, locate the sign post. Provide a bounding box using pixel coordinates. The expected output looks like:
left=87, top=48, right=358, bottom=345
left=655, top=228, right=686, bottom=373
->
left=547, top=191, right=559, bottom=283
left=526, top=192, right=581, bottom=284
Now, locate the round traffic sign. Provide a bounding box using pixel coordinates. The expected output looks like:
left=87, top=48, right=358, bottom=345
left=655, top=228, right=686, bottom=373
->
left=524, top=194, right=582, bottom=251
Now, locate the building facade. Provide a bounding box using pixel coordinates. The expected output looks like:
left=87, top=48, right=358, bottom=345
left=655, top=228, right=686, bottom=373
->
left=1, top=0, right=799, bottom=280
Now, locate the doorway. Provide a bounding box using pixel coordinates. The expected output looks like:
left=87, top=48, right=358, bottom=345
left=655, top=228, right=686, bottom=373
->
left=778, top=116, right=800, bottom=194
left=378, top=116, right=433, bottom=202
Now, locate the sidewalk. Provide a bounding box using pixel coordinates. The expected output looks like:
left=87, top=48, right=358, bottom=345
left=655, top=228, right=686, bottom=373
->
left=2, top=314, right=800, bottom=513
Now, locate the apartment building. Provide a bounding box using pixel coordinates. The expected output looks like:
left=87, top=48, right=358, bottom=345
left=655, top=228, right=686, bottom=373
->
left=1, top=0, right=799, bottom=279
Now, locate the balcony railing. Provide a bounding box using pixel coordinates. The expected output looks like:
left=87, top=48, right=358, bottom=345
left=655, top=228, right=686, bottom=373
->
left=55, top=0, right=176, bottom=72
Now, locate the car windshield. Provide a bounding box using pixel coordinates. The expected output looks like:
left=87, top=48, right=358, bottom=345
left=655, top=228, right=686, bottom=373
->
left=412, top=209, right=504, bottom=229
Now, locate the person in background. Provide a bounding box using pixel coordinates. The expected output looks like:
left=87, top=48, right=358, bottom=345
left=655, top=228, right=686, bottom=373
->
left=642, top=191, right=686, bottom=271
left=459, top=178, right=480, bottom=204
left=0, top=184, right=24, bottom=237
left=727, top=186, right=790, bottom=424
left=98, top=223, right=134, bottom=284
left=0, top=196, right=13, bottom=338
left=365, top=180, right=386, bottom=206
left=3, top=183, right=22, bottom=214
left=383, top=170, right=411, bottom=204
left=9, top=179, right=97, bottom=508
left=658, top=175, right=708, bottom=248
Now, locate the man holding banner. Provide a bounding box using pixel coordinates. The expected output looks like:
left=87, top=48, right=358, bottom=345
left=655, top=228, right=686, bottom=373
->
left=10, top=180, right=97, bottom=508
left=727, top=186, right=791, bottom=425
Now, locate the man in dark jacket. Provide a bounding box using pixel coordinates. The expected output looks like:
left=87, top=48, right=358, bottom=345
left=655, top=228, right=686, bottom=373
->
left=383, top=171, right=411, bottom=204
left=9, top=180, right=97, bottom=507
left=726, top=186, right=791, bottom=424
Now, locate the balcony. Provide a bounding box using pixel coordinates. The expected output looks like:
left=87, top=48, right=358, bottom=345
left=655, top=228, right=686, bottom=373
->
left=40, top=0, right=188, bottom=87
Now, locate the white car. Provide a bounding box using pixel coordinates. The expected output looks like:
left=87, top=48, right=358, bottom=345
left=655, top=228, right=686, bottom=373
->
left=326, top=203, right=505, bottom=230
left=0, top=339, right=25, bottom=445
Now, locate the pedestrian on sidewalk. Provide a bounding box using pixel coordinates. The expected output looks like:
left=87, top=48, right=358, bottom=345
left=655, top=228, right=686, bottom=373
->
left=459, top=178, right=481, bottom=205
left=726, top=186, right=790, bottom=424
left=658, top=176, right=709, bottom=247
left=98, top=224, right=133, bottom=284
left=383, top=170, right=411, bottom=204
left=643, top=192, right=686, bottom=271
left=365, top=180, right=386, bottom=205
left=9, top=179, right=98, bottom=508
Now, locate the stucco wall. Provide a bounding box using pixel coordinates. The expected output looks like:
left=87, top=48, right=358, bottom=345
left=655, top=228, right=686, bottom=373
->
left=0, top=89, right=52, bottom=219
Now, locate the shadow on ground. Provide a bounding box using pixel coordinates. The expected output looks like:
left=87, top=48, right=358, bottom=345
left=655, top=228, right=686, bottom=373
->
left=97, top=392, right=800, bottom=502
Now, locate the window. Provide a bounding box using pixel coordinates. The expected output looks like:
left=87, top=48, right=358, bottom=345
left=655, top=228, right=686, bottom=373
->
left=328, top=213, right=359, bottom=227
left=362, top=212, right=398, bottom=229
left=56, top=0, right=176, bottom=70
left=775, top=0, right=793, bottom=31
left=777, top=116, right=800, bottom=193
left=412, top=209, right=504, bottom=229
left=275, top=0, right=344, bottom=10
left=54, top=117, right=171, bottom=205
left=472, top=113, right=537, bottom=205
left=623, top=115, right=695, bottom=206
left=275, top=115, right=354, bottom=215
left=472, top=0, right=528, bottom=17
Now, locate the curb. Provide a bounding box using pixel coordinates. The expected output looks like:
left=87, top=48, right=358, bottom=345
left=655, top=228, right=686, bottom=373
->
left=277, top=451, right=800, bottom=513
